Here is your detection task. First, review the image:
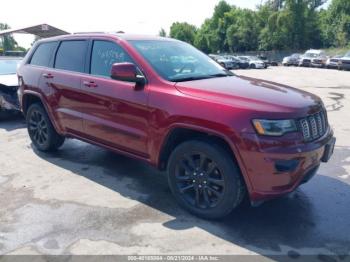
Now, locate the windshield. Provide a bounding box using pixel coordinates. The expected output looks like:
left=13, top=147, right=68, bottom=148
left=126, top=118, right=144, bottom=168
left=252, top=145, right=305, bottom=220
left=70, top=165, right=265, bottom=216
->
left=305, top=53, right=319, bottom=58
left=0, top=59, right=21, bottom=75
left=239, top=57, right=249, bottom=61
left=130, top=40, right=231, bottom=82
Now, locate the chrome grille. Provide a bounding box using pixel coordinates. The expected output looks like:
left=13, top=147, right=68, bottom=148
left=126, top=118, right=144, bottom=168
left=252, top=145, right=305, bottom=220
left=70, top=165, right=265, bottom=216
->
left=299, top=111, right=328, bottom=141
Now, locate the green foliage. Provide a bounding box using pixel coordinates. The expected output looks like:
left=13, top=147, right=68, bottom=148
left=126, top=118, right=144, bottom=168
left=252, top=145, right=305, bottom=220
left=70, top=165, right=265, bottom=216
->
left=168, top=0, right=350, bottom=53
left=0, top=23, right=18, bottom=51
left=159, top=28, right=167, bottom=37
left=169, top=22, right=197, bottom=45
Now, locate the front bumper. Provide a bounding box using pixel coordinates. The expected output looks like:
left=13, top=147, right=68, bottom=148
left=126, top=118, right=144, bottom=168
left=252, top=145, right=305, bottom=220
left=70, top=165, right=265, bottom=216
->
left=299, top=60, right=311, bottom=66
left=311, top=62, right=325, bottom=67
left=237, top=129, right=335, bottom=203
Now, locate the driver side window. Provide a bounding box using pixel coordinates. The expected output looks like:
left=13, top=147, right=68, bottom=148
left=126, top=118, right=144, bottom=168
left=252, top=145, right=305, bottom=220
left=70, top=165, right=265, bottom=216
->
left=90, top=40, right=133, bottom=77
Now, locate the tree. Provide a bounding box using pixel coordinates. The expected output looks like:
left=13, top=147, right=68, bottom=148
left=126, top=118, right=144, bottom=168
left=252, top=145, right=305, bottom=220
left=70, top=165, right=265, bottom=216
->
left=225, top=8, right=260, bottom=52
left=169, top=22, right=197, bottom=45
left=0, top=23, right=18, bottom=51
left=159, top=28, right=167, bottom=37
left=321, top=0, right=350, bottom=47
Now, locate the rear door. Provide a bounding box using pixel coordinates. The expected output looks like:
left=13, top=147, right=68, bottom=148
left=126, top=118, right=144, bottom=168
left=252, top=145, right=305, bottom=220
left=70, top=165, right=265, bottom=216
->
left=19, top=41, right=58, bottom=109
left=79, top=39, right=150, bottom=157
left=43, top=40, right=88, bottom=134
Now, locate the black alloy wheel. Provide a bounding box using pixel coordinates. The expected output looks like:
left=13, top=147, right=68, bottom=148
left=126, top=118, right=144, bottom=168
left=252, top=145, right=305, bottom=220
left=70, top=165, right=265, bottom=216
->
left=174, top=151, right=225, bottom=209
left=28, top=109, right=49, bottom=147
left=168, top=140, right=246, bottom=219
left=26, top=103, right=65, bottom=151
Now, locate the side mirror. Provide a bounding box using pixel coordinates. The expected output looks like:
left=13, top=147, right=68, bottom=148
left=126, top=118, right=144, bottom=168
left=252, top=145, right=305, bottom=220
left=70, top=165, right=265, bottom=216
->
left=110, top=62, right=145, bottom=85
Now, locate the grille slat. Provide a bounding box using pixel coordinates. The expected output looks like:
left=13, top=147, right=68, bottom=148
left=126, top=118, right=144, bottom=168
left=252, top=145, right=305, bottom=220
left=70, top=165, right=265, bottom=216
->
left=299, top=111, right=328, bottom=141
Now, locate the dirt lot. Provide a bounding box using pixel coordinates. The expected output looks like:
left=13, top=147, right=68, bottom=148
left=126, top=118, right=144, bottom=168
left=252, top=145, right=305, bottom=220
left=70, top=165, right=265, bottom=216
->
left=0, top=67, right=349, bottom=258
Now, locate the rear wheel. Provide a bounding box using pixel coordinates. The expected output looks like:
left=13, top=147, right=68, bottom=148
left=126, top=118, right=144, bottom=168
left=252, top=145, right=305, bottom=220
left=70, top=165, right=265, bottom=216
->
left=26, top=103, right=65, bottom=152
left=250, top=64, right=256, bottom=69
left=167, top=140, right=246, bottom=219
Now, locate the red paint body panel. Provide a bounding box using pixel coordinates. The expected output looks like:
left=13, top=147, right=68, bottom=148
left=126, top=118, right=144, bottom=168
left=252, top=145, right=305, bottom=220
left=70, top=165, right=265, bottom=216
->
left=17, top=34, right=335, bottom=203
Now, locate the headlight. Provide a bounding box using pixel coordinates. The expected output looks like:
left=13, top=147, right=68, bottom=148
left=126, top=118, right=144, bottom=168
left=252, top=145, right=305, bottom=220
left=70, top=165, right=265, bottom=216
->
left=252, top=119, right=297, bottom=136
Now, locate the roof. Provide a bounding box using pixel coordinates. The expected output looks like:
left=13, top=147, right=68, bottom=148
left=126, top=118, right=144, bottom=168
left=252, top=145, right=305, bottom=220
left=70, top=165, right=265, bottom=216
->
left=37, top=32, right=173, bottom=43
left=0, top=24, right=69, bottom=38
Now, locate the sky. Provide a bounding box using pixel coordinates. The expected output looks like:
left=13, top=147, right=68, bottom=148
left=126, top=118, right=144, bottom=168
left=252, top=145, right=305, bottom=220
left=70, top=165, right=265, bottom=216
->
left=1, top=0, right=264, bottom=48
left=1, top=0, right=328, bottom=48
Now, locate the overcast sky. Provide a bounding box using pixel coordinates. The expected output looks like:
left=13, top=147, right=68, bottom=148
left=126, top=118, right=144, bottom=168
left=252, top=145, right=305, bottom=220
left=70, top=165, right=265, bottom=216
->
left=2, top=0, right=328, bottom=48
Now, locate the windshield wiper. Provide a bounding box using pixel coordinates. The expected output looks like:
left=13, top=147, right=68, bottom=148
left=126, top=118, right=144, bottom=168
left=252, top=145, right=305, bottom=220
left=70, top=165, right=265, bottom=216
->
left=208, top=73, right=231, bottom=77
left=172, top=72, right=232, bottom=82
left=171, top=76, right=214, bottom=82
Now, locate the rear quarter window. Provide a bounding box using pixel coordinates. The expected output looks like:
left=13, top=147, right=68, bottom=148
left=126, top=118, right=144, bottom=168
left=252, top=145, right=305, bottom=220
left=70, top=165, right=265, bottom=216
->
left=30, top=42, right=58, bottom=67
left=54, top=40, right=87, bottom=73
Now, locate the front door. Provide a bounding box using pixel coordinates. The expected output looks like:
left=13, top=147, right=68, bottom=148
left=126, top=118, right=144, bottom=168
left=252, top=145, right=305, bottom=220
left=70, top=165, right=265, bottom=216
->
left=79, top=40, right=150, bottom=158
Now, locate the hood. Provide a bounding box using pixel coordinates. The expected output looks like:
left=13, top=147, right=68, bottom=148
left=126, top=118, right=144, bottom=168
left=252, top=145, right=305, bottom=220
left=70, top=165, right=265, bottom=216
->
left=175, top=76, right=322, bottom=115
left=0, top=74, right=18, bottom=87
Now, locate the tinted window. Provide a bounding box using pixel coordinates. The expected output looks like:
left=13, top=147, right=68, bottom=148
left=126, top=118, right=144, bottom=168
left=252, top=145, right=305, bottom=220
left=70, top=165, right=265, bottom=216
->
left=55, top=41, right=87, bottom=73
left=30, top=42, right=58, bottom=67
left=90, top=40, right=132, bottom=77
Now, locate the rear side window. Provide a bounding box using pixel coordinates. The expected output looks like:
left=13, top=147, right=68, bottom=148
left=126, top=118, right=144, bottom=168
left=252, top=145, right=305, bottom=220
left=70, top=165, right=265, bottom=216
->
left=90, top=40, right=132, bottom=77
left=55, top=41, right=87, bottom=73
left=30, top=42, right=58, bottom=67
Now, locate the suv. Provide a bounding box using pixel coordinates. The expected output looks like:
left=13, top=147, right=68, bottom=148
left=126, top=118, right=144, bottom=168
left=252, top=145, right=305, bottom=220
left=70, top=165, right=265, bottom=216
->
left=299, top=50, right=326, bottom=67
left=17, top=34, right=335, bottom=219
left=339, top=51, right=350, bottom=70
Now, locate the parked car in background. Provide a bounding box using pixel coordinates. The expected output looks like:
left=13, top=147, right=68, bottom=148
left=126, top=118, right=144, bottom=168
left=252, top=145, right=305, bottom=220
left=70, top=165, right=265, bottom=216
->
left=339, top=51, right=350, bottom=71
left=216, top=56, right=239, bottom=70
left=4, top=50, right=26, bottom=57
left=0, top=56, right=22, bottom=118
left=282, top=53, right=302, bottom=66
left=311, top=53, right=328, bottom=68
left=224, top=55, right=249, bottom=69
left=258, top=55, right=278, bottom=67
left=18, top=33, right=335, bottom=219
left=326, top=55, right=343, bottom=69
left=208, top=54, right=238, bottom=70
left=239, top=56, right=265, bottom=69
left=299, top=50, right=325, bottom=67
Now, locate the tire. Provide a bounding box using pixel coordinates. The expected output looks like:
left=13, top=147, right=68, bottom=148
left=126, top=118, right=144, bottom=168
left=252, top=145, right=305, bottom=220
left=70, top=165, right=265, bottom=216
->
left=167, top=140, right=246, bottom=219
left=26, top=103, right=65, bottom=152
left=250, top=64, right=256, bottom=69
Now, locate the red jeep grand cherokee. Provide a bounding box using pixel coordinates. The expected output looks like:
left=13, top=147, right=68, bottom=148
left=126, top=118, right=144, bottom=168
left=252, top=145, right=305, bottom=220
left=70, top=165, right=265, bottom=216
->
left=17, top=33, right=335, bottom=219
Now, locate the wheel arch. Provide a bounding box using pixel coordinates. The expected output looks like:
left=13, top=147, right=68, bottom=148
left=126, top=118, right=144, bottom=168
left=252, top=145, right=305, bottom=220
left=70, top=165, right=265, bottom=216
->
left=157, top=125, right=252, bottom=193
left=22, top=91, right=63, bottom=135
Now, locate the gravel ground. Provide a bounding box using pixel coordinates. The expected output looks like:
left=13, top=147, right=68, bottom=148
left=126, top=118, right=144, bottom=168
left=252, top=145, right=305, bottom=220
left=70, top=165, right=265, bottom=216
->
left=0, top=66, right=349, bottom=259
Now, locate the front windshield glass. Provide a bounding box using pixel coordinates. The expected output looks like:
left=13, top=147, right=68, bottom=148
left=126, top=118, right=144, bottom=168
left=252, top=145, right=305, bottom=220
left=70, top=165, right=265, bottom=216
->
left=130, top=40, right=231, bottom=82
left=0, top=59, right=21, bottom=75
left=305, top=53, right=319, bottom=58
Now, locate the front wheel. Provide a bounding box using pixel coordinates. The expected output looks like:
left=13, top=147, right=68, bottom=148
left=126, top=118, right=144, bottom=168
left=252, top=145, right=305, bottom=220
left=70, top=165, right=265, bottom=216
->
left=250, top=64, right=256, bottom=69
left=26, top=103, right=65, bottom=152
left=167, top=140, right=246, bottom=219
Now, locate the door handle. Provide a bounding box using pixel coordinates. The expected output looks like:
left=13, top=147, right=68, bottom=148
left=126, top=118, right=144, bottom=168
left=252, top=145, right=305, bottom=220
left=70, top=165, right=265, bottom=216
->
left=43, top=73, right=54, bottom=79
left=83, top=81, right=98, bottom=88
